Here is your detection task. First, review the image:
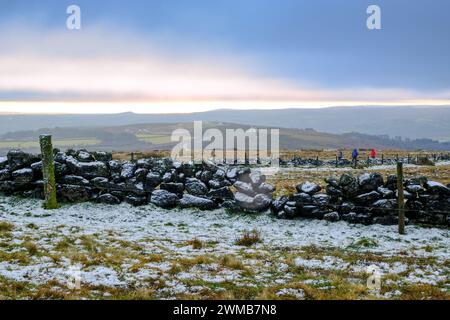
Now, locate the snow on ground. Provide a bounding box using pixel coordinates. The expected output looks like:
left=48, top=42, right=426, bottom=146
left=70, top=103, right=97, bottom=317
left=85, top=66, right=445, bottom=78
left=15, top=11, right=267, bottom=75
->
left=0, top=196, right=448, bottom=299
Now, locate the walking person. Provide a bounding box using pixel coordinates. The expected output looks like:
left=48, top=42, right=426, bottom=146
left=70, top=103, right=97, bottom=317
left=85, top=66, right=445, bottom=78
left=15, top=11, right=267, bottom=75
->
left=351, top=148, right=359, bottom=168
left=369, top=148, right=377, bottom=165
left=336, top=150, right=343, bottom=166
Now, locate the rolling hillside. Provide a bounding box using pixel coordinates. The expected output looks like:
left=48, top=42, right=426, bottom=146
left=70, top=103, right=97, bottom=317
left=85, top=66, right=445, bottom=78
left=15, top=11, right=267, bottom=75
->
left=1, top=121, right=449, bottom=155
left=1, top=106, right=450, bottom=140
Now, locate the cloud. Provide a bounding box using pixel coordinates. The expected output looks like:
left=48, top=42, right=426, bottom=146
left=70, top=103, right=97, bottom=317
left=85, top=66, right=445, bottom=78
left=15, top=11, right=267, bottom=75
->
left=0, top=23, right=449, bottom=113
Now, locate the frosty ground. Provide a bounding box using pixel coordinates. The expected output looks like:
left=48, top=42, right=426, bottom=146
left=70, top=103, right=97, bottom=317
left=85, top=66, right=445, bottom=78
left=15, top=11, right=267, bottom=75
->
left=0, top=196, right=448, bottom=300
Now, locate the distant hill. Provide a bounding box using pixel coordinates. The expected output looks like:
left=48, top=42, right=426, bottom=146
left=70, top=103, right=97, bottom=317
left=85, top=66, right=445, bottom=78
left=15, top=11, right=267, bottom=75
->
left=2, top=121, right=450, bottom=154
left=1, top=106, right=450, bottom=140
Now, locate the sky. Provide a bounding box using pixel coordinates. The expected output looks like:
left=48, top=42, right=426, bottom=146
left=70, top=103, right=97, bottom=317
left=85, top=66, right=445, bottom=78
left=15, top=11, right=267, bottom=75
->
left=0, top=0, right=449, bottom=114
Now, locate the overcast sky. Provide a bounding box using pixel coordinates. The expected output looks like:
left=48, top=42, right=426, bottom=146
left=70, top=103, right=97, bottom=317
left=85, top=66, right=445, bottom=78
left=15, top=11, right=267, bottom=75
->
left=0, top=0, right=449, bottom=113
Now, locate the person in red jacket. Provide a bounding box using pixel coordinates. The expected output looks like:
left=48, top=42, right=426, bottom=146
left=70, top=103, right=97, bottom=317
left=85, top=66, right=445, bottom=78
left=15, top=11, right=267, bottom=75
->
left=370, top=148, right=377, bottom=159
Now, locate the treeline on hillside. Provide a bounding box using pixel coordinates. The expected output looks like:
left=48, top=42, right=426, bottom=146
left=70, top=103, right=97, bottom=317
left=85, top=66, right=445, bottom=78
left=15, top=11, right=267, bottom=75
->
left=1, top=127, right=140, bottom=145
left=2, top=125, right=450, bottom=151
left=341, top=132, right=450, bottom=151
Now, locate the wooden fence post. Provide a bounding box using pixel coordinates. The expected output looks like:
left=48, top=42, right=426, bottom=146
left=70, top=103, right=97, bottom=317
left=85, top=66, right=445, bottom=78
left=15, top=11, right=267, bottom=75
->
left=39, top=135, right=58, bottom=209
left=397, top=162, right=405, bottom=234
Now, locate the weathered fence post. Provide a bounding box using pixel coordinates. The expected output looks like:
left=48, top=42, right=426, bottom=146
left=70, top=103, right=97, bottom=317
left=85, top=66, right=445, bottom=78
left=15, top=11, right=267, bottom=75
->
left=39, top=135, right=58, bottom=209
left=397, top=162, right=405, bottom=234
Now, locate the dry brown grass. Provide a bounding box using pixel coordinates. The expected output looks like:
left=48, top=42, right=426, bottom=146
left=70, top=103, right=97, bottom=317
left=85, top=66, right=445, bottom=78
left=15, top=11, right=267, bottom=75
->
left=186, top=238, right=203, bottom=250
left=22, top=241, right=39, bottom=256
left=0, top=221, right=14, bottom=232
left=220, top=255, right=246, bottom=270
left=279, top=149, right=448, bottom=162
left=235, top=229, right=262, bottom=247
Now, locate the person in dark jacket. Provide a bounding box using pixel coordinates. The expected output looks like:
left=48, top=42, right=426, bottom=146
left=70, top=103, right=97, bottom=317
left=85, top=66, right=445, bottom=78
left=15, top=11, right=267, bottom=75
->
left=336, top=150, right=343, bottom=166
left=351, top=148, right=359, bottom=168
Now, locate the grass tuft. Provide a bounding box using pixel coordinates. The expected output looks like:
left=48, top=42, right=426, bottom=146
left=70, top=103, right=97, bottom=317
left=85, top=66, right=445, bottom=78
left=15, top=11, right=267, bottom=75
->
left=220, top=255, right=246, bottom=270
left=187, top=238, right=203, bottom=250
left=0, top=221, right=14, bottom=232
left=235, top=229, right=262, bottom=247
left=349, top=237, right=378, bottom=249
left=23, top=241, right=39, bottom=256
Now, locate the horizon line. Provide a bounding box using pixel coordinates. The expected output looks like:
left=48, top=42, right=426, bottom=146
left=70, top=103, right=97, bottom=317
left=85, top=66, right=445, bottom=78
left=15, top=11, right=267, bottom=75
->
left=2, top=101, right=450, bottom=115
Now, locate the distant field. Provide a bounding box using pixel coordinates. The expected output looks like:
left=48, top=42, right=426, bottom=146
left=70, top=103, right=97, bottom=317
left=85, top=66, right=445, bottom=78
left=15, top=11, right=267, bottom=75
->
left=0, top=138, right=100, bottom=149
left=136, top=134, right=173, bottom=145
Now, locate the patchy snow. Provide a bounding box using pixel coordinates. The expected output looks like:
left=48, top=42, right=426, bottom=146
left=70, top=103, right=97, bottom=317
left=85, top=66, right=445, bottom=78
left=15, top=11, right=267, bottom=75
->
left=276, top=288, right=305, bottom=299
left=294, top=256, right=349, bottom=271
left=0, top=195, right=448, bottom=298
left=1, top=197, right=448, bottom=258
left=436, top=161, right=450, bottom=167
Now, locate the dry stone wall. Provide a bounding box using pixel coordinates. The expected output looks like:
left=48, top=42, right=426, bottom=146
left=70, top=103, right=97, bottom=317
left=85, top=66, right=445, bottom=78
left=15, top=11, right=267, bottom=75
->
left=0, top=149, right=449, bottom=227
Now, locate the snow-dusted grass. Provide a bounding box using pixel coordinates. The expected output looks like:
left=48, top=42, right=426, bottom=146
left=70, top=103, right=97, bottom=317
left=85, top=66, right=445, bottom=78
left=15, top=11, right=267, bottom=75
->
left=0, top=196, right=448, bottom=300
